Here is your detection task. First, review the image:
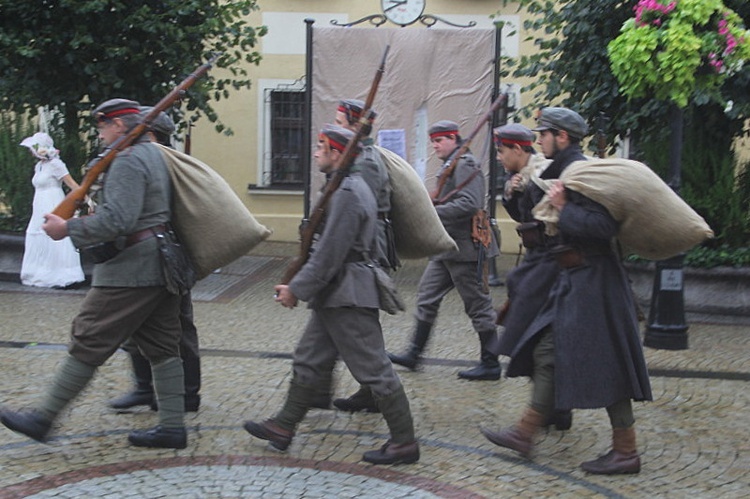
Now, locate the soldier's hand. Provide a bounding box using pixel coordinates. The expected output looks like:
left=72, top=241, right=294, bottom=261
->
left=42, top=214, right=69, bottom=241
left=548, top=180, right=567, bottom=210
left=274, top=284, right=298, bottom=309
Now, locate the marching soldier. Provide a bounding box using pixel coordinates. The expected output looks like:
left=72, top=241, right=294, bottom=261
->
left=389, top=120, right=501, bottom=380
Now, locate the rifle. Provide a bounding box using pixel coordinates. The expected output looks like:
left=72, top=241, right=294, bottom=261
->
left=596, top=111, right=609, bottom=159
left=430, top=93, right=508, bottom=204
left=52, top=53, right=221, bottom=219
left=280, top=45, right=390, bottom=285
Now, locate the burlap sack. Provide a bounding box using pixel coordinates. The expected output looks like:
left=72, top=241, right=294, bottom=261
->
left=532, top=158, right=713, bottom=260
left=376, top=146, right=457, bottom=259
left=156, top=144, right=272, bottom=279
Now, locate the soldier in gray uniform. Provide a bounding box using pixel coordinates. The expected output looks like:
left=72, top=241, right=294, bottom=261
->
left=324, top=99, right=397, bottom=414
left=108, top=107, right=201, bottom=414
left=389, top=120, right=501, bottom=380
left=0, top=99, right=187, bottom=449
left=243, top=125, right=419, bottom=465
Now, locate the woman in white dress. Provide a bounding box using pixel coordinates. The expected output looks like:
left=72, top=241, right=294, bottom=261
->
left=19, top=132, right=85, bottom=288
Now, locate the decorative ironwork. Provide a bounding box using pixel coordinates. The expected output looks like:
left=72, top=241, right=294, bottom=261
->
left=420, top=14, right=476, bottom=28
left=331, top=14, right=388, bottom=28
left=330, top=13, right=476, bottom=29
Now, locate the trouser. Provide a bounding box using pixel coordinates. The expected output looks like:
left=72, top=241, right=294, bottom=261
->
left=531, top=326, right=635, bottom=428
left=121, top=292, right=200, bottom=395
left=293, top=307, right=402, bottom=399
left=415, top=259, right=496, bottom=338
left=69, top=286, right=182, bottom=366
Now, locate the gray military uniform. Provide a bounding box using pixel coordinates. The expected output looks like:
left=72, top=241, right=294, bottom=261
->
left=289, top=174, right=402, bottom=398
left=415, top=148, right=497, bottom=335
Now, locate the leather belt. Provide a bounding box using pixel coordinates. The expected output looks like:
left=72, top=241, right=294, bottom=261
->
left=125, top=224, right=166, bottom=248
left=551, top=244, right=612, bottom=269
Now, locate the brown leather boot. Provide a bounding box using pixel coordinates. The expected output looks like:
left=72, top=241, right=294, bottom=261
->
left=481, top=407, right=545, bottom=458
left=362, top=440, right=420, bottom=465
left=243, top=419, right=294, bottom=451
left=581, top=427, right=641, bottom=474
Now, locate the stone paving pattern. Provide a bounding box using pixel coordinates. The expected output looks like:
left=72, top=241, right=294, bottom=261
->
left=0, top=242, right=748, bottom=498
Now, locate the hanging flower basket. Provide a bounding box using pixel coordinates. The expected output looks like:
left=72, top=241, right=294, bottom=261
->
left=608, top=0, right=750, bottom=107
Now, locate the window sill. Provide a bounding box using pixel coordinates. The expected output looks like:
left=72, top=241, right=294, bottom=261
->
left=247, top=184, right=303, bottom=196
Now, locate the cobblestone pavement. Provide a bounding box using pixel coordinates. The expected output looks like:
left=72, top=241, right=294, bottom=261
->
left=0, top=242, right=748, bottom=498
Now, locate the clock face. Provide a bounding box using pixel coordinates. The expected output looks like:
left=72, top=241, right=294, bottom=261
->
left=381, top=0, right=426, bottom=26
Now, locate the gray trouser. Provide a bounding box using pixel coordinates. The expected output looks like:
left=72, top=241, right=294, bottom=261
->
left=292, top=307, right=402, bottom=399
left=415, top=259, right=495, bottom=333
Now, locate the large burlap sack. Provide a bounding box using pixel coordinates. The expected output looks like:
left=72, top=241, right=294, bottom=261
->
left=376, top=146, right=457, bottom=259
left=532, top=158, right=713, bottom=260
left=155, top=144, right=272, bottom=279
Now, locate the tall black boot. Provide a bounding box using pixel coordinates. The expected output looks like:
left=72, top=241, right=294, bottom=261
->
left=458, top=330, right=501, bottom=381
left=183, top=356, right=201, bottom=412
left=388, top=320, right=432, bottom=371
left=110, top=351, right=155, bottom=409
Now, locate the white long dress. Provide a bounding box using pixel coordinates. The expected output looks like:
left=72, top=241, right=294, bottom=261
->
left=20, top=158, right=85, bottom=288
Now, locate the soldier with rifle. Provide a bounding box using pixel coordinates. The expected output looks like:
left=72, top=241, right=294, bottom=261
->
left=0, top=99, right=188, bottom=449
left=389, top=119, right=501, bottom=381
left=243, top=124, right=419, bottom=465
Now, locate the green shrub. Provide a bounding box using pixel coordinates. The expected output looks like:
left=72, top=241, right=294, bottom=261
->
left=0, top=112, right=35, bottom=231
left=0, top=111, right=86, bottom=232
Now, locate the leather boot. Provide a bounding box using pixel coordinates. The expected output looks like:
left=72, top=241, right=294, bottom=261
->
left=110, top=351, right=154, bottom=410
left=388, top=320, right=431, bottom=371
left=364, top=386, right=419, bottom=465
left=182, top=355, right=201, bottom=412
left=333, top=386, right=380, bottom=413
left=128, top=425, right=187, bottom=449
left=543, top=409, right=573, bottom=431
left=458, top=339, right=501, bottom=381
left=243, top=419, right=294, bottom=451
left=481, top=406, right=545, bottom=458
left=581, top=427, right=641, bottom=474
left=0, top=409, right=53, bottom=443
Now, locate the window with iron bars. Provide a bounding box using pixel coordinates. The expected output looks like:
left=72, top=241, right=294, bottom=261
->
left=264, top=88, right=305, bottom=187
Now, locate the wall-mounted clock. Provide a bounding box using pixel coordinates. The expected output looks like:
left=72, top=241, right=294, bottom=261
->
left=381, top=0, right=426, bottom=27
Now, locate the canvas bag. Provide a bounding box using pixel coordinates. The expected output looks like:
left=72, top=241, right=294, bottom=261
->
left=375, top=146, right=457, bottom=259
left=532, top=158, right=714, bottom=260
left=155, top=144, right=272, bottom=279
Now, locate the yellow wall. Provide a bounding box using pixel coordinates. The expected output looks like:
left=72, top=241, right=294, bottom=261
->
left=186, top=1, right=540, bottom=253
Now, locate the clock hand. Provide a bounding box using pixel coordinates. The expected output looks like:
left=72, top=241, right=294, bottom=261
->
left=384, top=0, right=407, bottom=13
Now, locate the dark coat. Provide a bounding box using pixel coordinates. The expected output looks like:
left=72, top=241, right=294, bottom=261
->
left=504, top=191, right=653, bottom=410
left=496, top=145, right=585, bottom=358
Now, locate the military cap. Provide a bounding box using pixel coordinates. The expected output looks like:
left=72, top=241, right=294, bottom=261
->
left=140, top=106, right=176, bottom=136
left=428, top=120, right=459, bottom=140
left=338, top=99, right=377, bottom=124
left=493, top=123, right=535, bottom=147
left=92, top=98, right=141, bottom=122
left=532, top=107, right=588, bottom=139
left=319, top=124, right=356, bottom=153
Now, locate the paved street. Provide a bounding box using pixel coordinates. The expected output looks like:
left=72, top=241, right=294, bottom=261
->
left=0, top=242, right=748, bottom=498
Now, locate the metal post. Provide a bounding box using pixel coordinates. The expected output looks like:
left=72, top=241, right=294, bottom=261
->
left=303, top=18, right=315, bottom=219
left=487, top=20, right=505, bottom=287
left=644, top=104, right=689, bottom=350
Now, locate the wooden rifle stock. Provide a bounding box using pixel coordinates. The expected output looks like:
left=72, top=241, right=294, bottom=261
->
left=281, top=45, right=390, bottom=285
left=430, top=93, right=508, bottom=203
left=596, top=111, right=608, bottom=159
left=52, top=53, right=221, bottom=219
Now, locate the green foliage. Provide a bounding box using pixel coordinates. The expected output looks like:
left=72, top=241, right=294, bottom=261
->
left=498, top=0, right=750, bottom=263
left=0, top=1, right=267, bottom=137
left=0, top=0, right=266, bottom=230
left=608, top=0, right=750, bottom=107
left=499, top=0, right=750, bottom=147
left=0, top=112, right=35, bottom=231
